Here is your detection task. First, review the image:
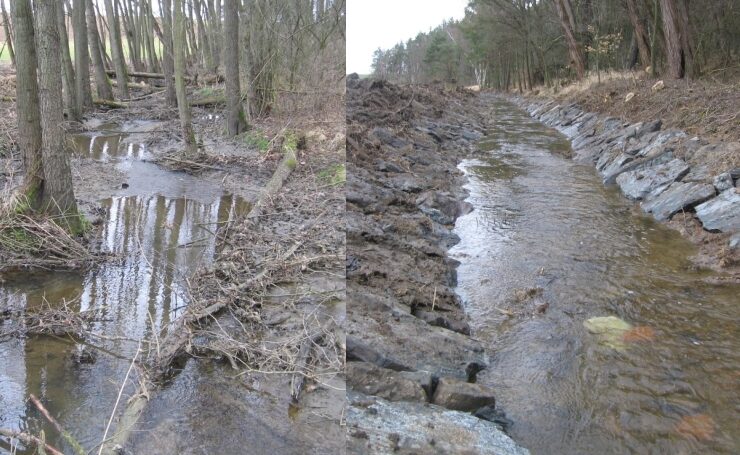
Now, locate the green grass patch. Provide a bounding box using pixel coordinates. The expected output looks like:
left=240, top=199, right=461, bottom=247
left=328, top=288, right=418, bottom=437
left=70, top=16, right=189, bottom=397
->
left=241, top=130, right=270, bottom=152
left=317, top=163, right=346, bottom=185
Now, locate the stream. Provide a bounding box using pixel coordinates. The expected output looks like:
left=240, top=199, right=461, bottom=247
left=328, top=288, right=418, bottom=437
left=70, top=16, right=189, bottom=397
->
left=451, top=99, right=739, bottom=454
left=0, top=125, right=249, bottom=453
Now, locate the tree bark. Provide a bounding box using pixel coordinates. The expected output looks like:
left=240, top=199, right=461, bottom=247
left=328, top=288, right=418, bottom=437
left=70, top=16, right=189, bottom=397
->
left=56, top=2, right=80, bottom=121
left=174, top=0, right=197, bottom=155
left=660, top=0, right=686, bottom=78
left=73, top=0, right=94, bottom=111
left=104, top=0, right=130, bottom=99
left=35, top=0, right=83, bottom=232
left=625, top=0, right=652, bottom=69
left=224, top=0, right=246, bottom=136
left=86, top=0, right=114, bottom=100
left=9, top=0, right=43, bottom=206
left=553, top=0, right=586, bottom=80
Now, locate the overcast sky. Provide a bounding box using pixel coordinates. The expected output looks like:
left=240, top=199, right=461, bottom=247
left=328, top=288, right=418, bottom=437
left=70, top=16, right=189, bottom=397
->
left=347, top=0, right=469, bottom=75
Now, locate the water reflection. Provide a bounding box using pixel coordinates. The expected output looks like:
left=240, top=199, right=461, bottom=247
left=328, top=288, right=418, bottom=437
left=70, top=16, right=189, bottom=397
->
left=0, top=193, right=249, bottom=453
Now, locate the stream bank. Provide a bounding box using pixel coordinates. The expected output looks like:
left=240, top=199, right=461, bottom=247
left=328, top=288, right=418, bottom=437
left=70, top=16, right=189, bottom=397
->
left=511, top=96, right=739, bottom=277
left=346, top=76, right=528, bottom=454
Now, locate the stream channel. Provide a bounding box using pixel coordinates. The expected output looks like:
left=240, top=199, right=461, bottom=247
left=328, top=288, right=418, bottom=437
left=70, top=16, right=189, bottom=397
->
left=0, top=124, right=255, bottom=453
left=451, top=99, right=739, bottom=454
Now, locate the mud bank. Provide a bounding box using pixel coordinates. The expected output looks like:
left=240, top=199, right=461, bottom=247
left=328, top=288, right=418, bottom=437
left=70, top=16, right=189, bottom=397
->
left=512, top=97, right=739, bottom=275
left=346, top=75, right=528, bottom=454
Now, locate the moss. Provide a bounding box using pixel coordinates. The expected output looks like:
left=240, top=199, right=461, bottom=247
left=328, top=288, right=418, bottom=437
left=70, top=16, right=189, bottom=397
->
left=284, top=131, right=299, bottom=152
left=285, top=157, right=298, bottom=170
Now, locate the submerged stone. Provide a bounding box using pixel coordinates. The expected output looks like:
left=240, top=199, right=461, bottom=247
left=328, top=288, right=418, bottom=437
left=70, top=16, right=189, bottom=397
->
left=584, top=316, right=633, bottom=350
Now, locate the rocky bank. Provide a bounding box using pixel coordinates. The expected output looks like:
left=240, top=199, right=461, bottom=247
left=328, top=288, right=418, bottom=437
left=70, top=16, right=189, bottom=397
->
left=512, top=96, right=740, bottom=273
left=345, top=75, right=529, bottom=454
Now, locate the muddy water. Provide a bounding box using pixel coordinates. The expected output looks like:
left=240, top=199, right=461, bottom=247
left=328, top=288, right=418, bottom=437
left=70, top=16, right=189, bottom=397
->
left=451, top=99, right=740, bottom=454
left=0, top=128, right=249, bottom=454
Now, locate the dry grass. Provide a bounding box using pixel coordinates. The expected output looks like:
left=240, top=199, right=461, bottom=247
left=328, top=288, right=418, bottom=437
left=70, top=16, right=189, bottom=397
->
left=526, top=69, right=740, bottom=144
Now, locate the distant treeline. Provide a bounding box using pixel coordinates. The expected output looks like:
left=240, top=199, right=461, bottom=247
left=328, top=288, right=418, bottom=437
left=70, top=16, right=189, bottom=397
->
left=371, top=0, right=740, bottom=89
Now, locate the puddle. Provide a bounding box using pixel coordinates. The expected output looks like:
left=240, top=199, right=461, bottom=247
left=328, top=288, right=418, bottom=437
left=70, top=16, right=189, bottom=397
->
left=0, top=124, right=250, bottom=453
left=451, top=98, right=740, bottom=454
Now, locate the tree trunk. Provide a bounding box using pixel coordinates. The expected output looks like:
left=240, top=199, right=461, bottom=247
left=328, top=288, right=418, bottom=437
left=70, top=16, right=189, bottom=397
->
left=56, top=1, right=80, bottom=122
left=86, top=0, right=114, bottom=100
left=9, top=0, right=43, bottom=206
left=1, top=1, right=15, bottom=66
left=35, top=0, right=83, bottom=233
left=660, top=0, right=686, bottom=78
left=553, top=0, right=586, bottom=80
left=161, top=0, right=177, bottom=106
left=224, top=0, right=246, bottom=136
left=625, top=0, right=652, bottom=69
left=104, top=0, right=130, bottom=99
left=174, top=0, right=197, bottom=155
left=73, top=0, right=94, bottom=111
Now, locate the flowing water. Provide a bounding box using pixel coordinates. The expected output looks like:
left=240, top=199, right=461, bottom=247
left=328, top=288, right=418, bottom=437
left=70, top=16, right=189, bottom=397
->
left=0, top=127, right=249, bottom=453
left=451, top=99, right=740, bottom=454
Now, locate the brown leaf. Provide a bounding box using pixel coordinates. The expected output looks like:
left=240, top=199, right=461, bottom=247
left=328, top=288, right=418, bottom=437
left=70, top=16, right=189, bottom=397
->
left=675, top=414, right=716, bottom=441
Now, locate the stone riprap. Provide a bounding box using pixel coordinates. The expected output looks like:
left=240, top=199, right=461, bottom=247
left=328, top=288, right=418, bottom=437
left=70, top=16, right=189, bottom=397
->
left=513, top=97, right=740, bottom=241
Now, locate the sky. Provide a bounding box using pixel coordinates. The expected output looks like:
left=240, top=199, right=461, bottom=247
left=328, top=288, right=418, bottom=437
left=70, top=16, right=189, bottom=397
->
left=346, top=0, right=469, bottom=75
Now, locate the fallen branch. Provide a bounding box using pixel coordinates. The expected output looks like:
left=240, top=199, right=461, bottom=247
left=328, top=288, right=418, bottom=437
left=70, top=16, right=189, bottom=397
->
left=190, top=96, right=225, bottom=107
left=93, top=98, right=129, bottom=109
left=290, top=332, right=323, bottom=402
left=29, top=394, right=86, bottom=455
left=0, top=429, right=64, bottom=455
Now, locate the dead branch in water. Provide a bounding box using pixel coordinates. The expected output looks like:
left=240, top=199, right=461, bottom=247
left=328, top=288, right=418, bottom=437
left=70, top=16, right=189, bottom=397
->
left=28, top=394, right=86, bottom=455
left=0, top=429, right=65, bottom=455
left=0, top=296, right=106, bottom=340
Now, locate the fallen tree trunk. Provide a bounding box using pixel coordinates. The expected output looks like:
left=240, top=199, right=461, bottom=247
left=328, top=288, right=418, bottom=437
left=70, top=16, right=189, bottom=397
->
left=93, top=98, right=129, bottom=109
left=190, top=96, right=225, bottom=107
left=105, top=69, right=192, bottom=82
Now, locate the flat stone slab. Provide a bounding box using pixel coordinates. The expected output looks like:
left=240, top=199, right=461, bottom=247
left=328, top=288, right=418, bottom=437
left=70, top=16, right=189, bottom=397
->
left=347, top=393, right=530, bottom=455
left=432, top=377, right=496, bottom=411
left=695, top=188, right=740, bottom=232
left=347, top=362, right=428, bottom=403
left=616, top=159, right=690, bottom=200
left=642, top=182, right=716, bottom=221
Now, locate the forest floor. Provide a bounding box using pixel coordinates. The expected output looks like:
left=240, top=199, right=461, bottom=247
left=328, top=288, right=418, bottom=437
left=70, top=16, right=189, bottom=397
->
left=0, top=62, right=346, bottom=453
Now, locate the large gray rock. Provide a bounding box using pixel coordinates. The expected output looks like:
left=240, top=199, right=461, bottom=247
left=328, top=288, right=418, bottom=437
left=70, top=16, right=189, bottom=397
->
left=432, top=377, right=496, bottom=412
left=616, top=159, right=690, bottom=200
left=695, top=188, right=740, bottom=232
left=347, top=393, right=529, bottom=455
left=713, top=172, right=734, bottom=192
left=347, top=362, right=429, bottom=402
left=641, top=182, right=716, bottom=221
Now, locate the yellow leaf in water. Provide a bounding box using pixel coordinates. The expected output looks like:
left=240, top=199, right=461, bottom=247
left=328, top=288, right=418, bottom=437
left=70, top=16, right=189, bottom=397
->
left=622, top=325, right=656, bottom=343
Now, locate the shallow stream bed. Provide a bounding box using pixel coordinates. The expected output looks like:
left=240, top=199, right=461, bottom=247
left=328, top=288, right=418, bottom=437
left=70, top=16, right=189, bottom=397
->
left=451, top=98, right=739, bottom=454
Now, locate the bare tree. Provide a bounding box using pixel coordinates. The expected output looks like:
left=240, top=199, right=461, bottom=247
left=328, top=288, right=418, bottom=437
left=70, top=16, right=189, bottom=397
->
left=104, top=0, right=130, bottom=99
left=174, top=0, right=197, bottom=155
left=1, top=0, right=15, bottom=66
left=73, top=0, right=94, bottom=111
left=9, top=0, right=43, bottom=205
left=86, top=0, right=114, bottom=100
left=553, top=0, right=586, bottom=79
left=35, top=0, right=83, bottom=232
left=660, top=0, right=688, bottom=78
left=161, top=0, right=177, bottom=106
left=224, top=0, right=246, bottom=135
left=55, top=1, right=80, bottom=121
left=625, top=0, right=652, bottom=69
